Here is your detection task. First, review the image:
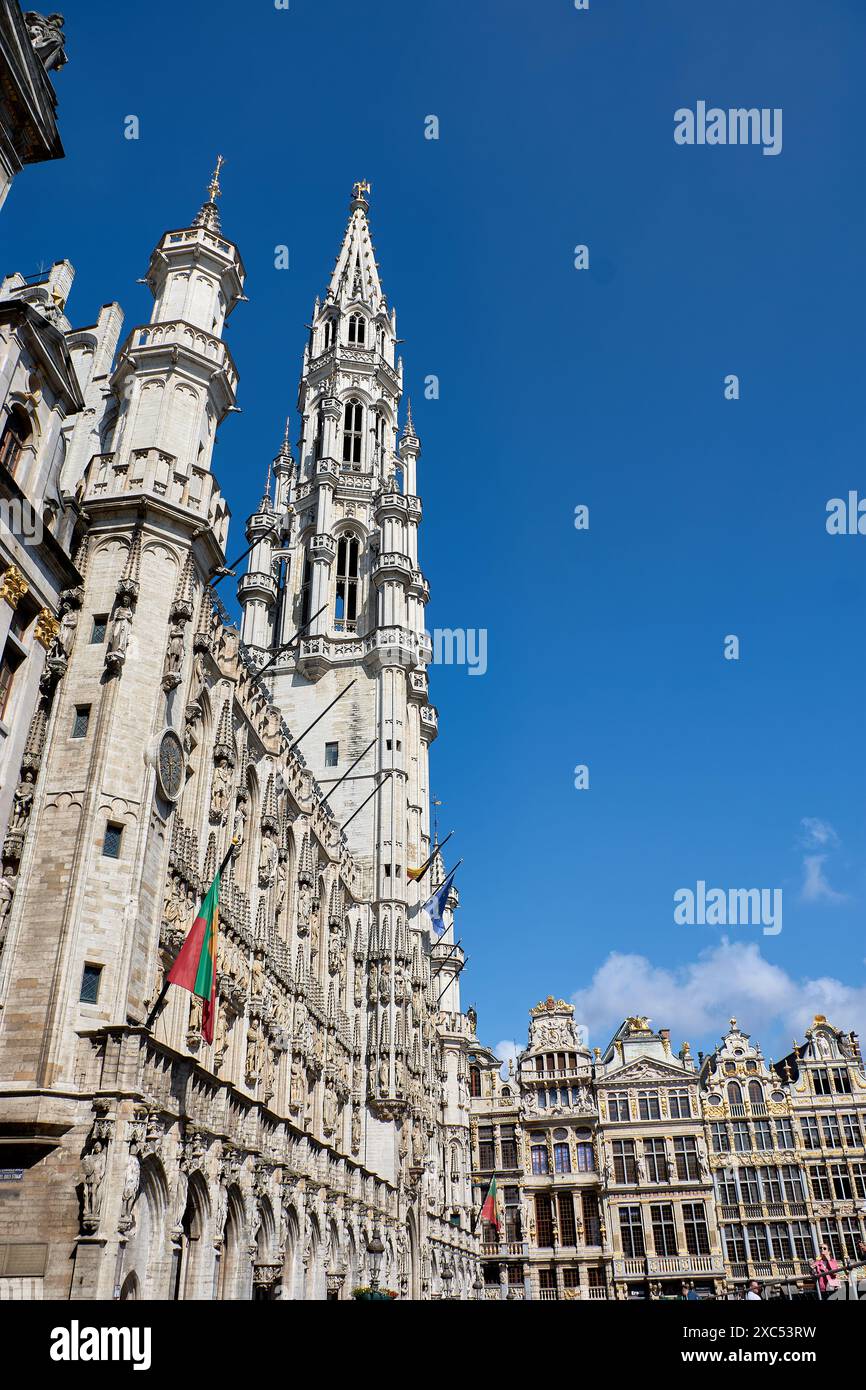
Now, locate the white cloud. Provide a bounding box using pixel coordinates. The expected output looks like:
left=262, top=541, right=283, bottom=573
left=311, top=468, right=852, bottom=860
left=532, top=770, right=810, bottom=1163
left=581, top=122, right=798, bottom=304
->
left=570, top=939, right=866, bottom=1056
left=798, top=818, right=846, bottom=903
left=801, top=854, right=847, bottom=904
left=799, top=817, right=839, bottom=849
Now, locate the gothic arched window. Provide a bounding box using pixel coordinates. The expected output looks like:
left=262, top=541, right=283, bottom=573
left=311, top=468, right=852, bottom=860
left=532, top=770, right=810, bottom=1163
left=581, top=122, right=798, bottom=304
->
left=334, top=533, right=360, bottom=632
left=348, top=313, right=366, bottom=346
left=0, top=405, right=32, bottom=477
left=373, top=409, right=388, bottom=468
left=300, top=551, right=314, bottom=629
left=313, top=406, right=324, bottom=462
left=342, top=399, right=363, bottom=469
left=324, top=317, right=337, bottom=350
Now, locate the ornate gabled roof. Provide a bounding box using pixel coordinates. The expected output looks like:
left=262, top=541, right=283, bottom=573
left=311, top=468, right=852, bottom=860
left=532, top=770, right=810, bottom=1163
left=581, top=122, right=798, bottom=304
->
left=326, top=184, right=385, bottom=311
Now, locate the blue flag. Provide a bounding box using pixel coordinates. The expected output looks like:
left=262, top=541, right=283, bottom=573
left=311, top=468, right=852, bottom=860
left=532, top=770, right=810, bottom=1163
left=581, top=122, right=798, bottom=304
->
left=422, top=866, right=458, bottom=936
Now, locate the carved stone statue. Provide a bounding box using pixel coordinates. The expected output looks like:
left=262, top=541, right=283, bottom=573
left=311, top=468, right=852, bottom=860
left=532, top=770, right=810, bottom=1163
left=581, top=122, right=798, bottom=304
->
left=323, top=1084, right=337, bottom=1135
left=290, top=1056, right=305, bottom=1115
left=24, top=12, right=68, bottom=72
left=162, top=623, right=185, bottom=688
left=9, top=770, right=35, bottom=831
left=252, top=957, right=266, bottom=1002
left=379, top=958, right=391, bottom=1005
left=210, top=758, right=232, bottom=822
left=0, top=871, right=15, bottom=943
left=259, top=836, right=277, bottom=886
left=58, top=602, right=78, bottom=657
left=120, top=1151, right=140, bottom=1223
left=82, top=1141, right=107, bottom=1224
left=297, top=883, right=312, bottom=930
left=351, top=1107, right=361, bottom=1154
left=107, top=593, right=133, bottom=664
left=245, top=1023, right=260, bottom=1079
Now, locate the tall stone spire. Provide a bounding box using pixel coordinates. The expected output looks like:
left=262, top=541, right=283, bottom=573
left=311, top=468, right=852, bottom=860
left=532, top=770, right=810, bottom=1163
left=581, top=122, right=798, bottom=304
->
left=326, top=180, right=386, bottom=312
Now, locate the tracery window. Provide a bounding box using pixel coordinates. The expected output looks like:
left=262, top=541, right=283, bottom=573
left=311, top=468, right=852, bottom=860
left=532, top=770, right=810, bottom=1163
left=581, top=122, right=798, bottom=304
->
left=334, top=533, right=360, bottom=632
left=348, top=313, right=366, bottom=345
left=342, top=398, right=363, bottom=468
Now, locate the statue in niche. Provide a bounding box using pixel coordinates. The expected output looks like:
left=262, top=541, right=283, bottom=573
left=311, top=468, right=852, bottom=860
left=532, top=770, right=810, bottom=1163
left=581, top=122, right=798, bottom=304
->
left=214, top=1004, right=229, bottom=1066
left=297, top=883, right=312, bottom=933
left=290, top=1056, right=305, bottom=1114
left=210, top=758, right=232, bottom=822
left=323, top=1084, right=337, bottom=1136
left=82, top=1140, right=107, bottom=1224
left=351, top=1108, right=361, bottom=1154
left=354, top=959, right=363, bottom=1008
left=258, top=836, right=275, bottom=886
left=9, top=769, right=35, bottom=831
left=251, top=954, right=265, bottom=999
left=379, top=959, right=391, bottom=1005
left=120, top=1151, right=140, bottom=1223
left=328, top=928, right=342, bottom=976
left=57, top=601, right=78, bottom=658
left=367, top=962, right=378, bottom=1004
left=246, top=1023, right=260, bottom=1079
left=162, top=622, right=185, bottom=688
left=107, top=593, right=133, bottom=664
left=232, top=799, right=247, bottom=849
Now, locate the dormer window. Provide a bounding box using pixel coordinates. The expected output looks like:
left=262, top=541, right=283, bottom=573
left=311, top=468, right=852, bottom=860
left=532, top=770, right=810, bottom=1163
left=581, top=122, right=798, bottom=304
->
left=342, top=398, right=363, bottom=468
left=348, top=313, right=366, bottom=345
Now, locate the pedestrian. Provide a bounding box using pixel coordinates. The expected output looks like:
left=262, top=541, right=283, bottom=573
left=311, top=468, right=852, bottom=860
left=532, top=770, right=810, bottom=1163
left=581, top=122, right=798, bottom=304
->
left=811, top=1244, right=842, bottom=1300
left=744, top=1280, right=763, bottom=1301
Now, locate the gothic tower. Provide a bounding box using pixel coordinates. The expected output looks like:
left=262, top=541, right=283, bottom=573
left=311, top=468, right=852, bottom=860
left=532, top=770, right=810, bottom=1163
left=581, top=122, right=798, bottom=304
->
left=0, top=162, right=243, bottom=1133
left=238, top=184, right=469, bottom=1176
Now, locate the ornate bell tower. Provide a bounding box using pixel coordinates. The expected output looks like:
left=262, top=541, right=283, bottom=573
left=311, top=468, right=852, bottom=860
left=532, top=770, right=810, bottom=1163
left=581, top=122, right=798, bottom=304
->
left=0, top=163, right=245, bottom=1092
left=238, top=185, right=466, bottom=1178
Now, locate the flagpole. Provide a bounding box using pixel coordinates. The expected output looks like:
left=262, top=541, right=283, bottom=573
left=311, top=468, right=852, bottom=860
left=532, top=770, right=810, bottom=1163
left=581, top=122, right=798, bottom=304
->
left=408, top=830, right=454, bottom=888
left=431, top=938, right=463, bottom=976
left=339, top=771, right=393, bottom=834
left=285, top=680, right=357, bottom=755
left=255, top=605, right=327, bottom=680
left=434, top=956, right=467, bottom=1009
left=144, top=837, right=237, bottom=1032
left=423, top=858, right=463, bottom=908
left=319, top=737, right=377, bottom=808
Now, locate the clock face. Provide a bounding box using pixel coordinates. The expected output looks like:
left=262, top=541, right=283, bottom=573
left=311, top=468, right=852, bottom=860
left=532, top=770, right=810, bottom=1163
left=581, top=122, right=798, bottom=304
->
left=158, top=730, right=184, bottom=801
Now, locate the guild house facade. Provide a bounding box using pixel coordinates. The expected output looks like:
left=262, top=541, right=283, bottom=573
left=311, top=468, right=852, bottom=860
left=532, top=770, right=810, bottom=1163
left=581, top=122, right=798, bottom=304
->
left=469, top=1004, right=866, bottom=1299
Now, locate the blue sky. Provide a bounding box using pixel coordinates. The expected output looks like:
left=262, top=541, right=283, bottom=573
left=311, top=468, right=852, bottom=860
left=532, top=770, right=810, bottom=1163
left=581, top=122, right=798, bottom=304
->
left=5, top=0, right=866, bottom=1063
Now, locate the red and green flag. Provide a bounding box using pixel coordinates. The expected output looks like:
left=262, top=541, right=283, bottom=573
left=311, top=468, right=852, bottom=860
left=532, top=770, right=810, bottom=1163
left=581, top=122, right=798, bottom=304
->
left=167, top=870, right=221, bottom=1044
left=480, top=1175, right=499, bottom=1230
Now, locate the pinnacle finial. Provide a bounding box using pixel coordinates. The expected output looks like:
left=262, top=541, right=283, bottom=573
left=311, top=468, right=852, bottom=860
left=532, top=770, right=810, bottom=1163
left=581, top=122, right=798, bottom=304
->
left=194, top=155, right=225, bottom=232
left=209, top=155, right=225, bottom=204
left=351, top=179, right=371, bottom=205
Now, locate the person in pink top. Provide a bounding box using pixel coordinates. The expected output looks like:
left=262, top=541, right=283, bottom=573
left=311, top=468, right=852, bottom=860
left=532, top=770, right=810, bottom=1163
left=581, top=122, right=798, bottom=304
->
left=811, top=1244, right=842, bottom=1299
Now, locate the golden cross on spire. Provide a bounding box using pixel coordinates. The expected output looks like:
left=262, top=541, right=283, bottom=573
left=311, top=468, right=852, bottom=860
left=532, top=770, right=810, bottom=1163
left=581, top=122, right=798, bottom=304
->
left=352, top=179, right=371, bottom=203
left=208, top=154, right=225, bottom=204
